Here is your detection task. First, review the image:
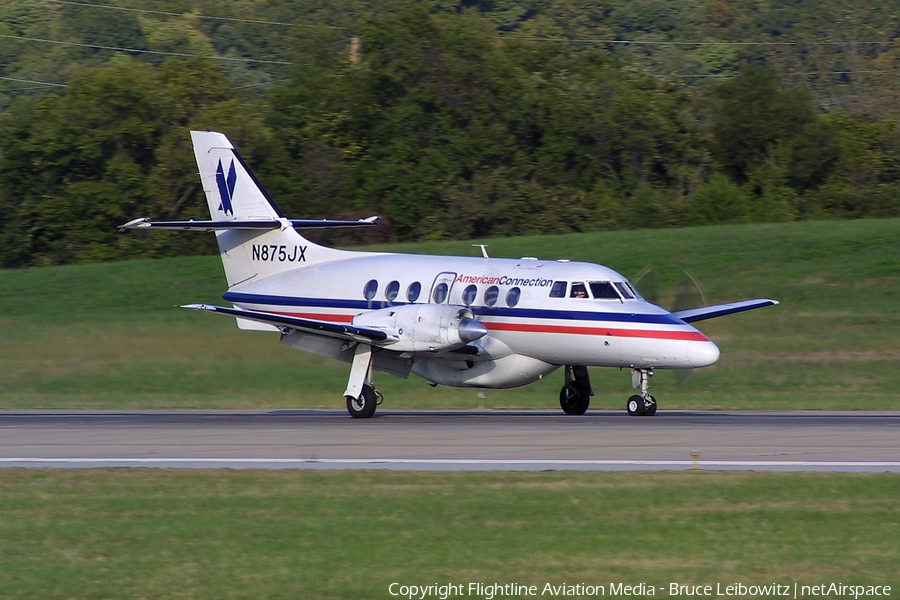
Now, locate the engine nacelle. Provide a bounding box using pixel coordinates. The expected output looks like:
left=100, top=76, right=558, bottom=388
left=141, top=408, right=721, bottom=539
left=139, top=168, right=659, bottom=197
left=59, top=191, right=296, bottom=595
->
left=352, top=304, right=488, bottom=352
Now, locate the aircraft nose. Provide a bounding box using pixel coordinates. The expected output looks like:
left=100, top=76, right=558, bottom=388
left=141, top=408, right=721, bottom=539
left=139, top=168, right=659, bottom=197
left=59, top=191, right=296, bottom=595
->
left=458, top=318, right=488, bottom=343
left=688, top=340, right=720, bottom=368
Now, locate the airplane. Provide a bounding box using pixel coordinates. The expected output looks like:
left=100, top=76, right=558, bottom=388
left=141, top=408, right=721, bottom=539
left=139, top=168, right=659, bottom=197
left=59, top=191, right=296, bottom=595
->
left=120, top=131, right=778, bottom=418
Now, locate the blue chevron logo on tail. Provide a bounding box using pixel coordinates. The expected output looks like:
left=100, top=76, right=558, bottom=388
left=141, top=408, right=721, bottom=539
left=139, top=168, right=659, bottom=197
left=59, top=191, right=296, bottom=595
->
left=215, top=159, right=237, bottom=216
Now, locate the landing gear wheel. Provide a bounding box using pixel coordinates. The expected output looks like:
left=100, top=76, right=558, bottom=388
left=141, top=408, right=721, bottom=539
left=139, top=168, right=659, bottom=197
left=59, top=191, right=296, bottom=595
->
left=626, top=395, right=646, bottom=416
left=559, top=381, right=590, bottom=415
left=644, top=397, right=657, bottom=416
left=346, top=384, right=378, bottom=419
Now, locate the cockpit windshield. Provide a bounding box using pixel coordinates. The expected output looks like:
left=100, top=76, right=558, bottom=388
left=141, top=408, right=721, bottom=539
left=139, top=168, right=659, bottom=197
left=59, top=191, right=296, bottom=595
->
left=589, top=281, right=620, bottom=299
left=551, top=279, right=642, bottom=301
left=613, top=282, right=635, bottom=299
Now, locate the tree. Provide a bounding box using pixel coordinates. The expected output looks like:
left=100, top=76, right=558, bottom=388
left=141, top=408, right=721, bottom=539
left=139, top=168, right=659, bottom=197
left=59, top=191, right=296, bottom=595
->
left=709, top=64, right=818, bottom=183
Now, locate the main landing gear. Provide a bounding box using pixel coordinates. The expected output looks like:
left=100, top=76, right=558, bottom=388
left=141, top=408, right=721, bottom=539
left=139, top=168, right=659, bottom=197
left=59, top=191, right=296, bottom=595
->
left=627, top=368, right=656, bottom=416
left=343, top=343, right=382, bottom=418
left=346, top=383, right=380, bottom=419
left=559, top=365, right=593, bottom=415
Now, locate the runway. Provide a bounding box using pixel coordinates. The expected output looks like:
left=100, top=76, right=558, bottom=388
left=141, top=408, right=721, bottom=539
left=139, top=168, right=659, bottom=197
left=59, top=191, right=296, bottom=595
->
left=1, top=410, right=899, bottom=472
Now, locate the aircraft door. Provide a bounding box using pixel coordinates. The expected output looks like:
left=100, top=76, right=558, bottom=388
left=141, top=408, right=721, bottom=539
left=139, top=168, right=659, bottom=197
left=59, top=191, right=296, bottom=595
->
left=430, top=272, right=457, bottom=304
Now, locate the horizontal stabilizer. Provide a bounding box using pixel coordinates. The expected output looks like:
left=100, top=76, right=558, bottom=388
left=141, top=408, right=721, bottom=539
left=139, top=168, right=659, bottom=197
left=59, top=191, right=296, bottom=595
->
left=182, top=303, right=390, bottom=343
left=119, top=216, right=379, bottom=232
left=672, top=299, right=779, bottom=323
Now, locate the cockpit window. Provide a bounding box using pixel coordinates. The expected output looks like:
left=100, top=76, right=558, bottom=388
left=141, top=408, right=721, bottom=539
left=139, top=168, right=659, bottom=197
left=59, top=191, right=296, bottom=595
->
left=589, top=281, right=620, bottom=300
left=549, top=281, right=567, bottom=298
left=613, top=282, right=634, bottom=299
left=570, top=282, right=588, bottom=298
left=624, top=281, right=641, bottom=299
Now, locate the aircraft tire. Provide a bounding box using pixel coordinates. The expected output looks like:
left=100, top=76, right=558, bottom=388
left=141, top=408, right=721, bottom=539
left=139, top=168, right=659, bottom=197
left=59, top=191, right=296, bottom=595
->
left=346, top=384, right=378, bottom=419
left=644, top=398, right=657, bottom=416
left=559, top=382, right=590, bottom=415
left=626, top=395, right=646, bottom=416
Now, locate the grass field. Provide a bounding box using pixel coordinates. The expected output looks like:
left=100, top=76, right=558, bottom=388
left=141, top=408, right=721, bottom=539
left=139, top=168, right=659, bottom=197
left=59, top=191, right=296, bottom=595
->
left=0, top=470, right=897, bottom=599
left=2, top=218, right=900, bottom=410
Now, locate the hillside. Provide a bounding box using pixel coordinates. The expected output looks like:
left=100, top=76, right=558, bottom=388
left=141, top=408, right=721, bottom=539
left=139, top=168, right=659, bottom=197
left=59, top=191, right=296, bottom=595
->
left=2, top=218, right=899, bottom=410
left=1, top=1, right=899, bottom=267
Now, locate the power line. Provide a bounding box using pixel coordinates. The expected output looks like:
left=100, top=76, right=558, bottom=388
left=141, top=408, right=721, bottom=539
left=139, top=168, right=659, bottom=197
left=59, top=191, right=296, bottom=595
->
left=0, top=75, right=66, bottom=87
left=499, top=35, right=888, bottom=46
left=0, top=33, right=292, bottom=65
left=46, top=0, right=346, bottom=30
left=232, top=79, right=291, bottom=90
left=0, top=86, right=61, bottom=92
left=659, top=69, right=895, bottom=79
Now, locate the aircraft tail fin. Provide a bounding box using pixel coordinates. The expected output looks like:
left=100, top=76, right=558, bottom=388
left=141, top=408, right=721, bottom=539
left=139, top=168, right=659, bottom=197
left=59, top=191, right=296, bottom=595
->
left=185, top=131, right=356, bottom=288
left=121, top=131, right=378, bottom=289
left=190, top=131, right=283, bottom=223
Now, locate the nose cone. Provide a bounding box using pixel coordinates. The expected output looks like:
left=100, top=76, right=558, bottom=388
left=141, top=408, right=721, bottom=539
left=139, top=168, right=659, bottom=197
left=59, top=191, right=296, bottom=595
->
left=458, top=318, right=488, bottom=343
left=688, top=340, right=720, bottom=368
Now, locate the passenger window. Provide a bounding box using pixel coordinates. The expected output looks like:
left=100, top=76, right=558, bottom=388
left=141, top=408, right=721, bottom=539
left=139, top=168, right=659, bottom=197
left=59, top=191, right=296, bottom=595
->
left=483, top=285, right=499, bottom=307
left=506, top=287, right=521, bottom=307
left=549, top=281, right=567, bottom=298
left=462, top=285, right=477, bottom=306
left=589, top=281, right=620, bottom=299
left=433, top=282, right=449, bottom=304
left=407, top=281, right=421, bottom=302
left=613, top=282, right=634, bottom=299
left=385, top=280, right=400, bottom=302
left=570, top=282, right=588, bottom=298
left=363, top=279, right=378, bottom=300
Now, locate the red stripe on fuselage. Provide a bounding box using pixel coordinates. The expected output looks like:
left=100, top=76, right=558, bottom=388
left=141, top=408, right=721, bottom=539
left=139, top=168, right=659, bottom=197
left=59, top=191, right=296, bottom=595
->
left=483, top=321, right=710, bottom=342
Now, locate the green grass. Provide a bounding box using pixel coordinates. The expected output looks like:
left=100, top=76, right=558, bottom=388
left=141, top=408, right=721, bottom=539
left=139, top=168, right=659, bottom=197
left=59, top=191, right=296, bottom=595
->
left=3, top=218, right=900, bottom=410
left=0, top=470, right=897, bottom=599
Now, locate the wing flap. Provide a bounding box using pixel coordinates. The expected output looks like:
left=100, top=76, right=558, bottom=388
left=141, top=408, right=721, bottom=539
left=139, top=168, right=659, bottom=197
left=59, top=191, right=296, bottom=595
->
left=182, top=303, right=391, bottom=343
left=672, top=299, right=779, bottom=323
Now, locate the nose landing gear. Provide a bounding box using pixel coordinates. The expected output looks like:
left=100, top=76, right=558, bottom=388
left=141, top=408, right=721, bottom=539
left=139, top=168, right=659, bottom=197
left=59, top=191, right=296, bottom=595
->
left=627, top=368, right=656, bottom=416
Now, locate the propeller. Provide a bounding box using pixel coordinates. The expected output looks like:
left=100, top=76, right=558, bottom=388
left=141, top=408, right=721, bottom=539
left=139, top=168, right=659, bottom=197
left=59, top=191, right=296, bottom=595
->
left=632, top=265, right=707, bottom=386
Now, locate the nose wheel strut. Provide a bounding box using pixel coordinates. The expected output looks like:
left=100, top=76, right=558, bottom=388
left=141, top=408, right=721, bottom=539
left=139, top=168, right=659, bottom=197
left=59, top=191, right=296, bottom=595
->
left=627, top=368, right=656, bottom=416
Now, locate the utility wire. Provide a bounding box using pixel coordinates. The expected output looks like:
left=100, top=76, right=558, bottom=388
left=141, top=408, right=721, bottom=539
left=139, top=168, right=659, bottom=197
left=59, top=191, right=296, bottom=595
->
left=47, top=0, right=346, bottom=29
left=661, top=69, right=894, bottom=78
left=49, top=0, right=890, bottom=47
left=0, top=75, right=67, bottom=87
left=0, top=86, right=61, bottom=92
left=0, top=33, right=292, bottom=65
left=499, top=35, right=888, bottom=46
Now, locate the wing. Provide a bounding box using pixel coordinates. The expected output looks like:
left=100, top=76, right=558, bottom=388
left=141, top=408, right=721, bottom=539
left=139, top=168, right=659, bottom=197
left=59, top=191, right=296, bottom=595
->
left=671, top=299, right=779, bottom=323
left=182, top=304, right=391, bottom=343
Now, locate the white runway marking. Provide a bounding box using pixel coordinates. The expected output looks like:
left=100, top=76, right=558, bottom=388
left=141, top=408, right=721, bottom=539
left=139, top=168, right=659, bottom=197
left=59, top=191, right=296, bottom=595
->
left=3, top=457, right=900, bottom=472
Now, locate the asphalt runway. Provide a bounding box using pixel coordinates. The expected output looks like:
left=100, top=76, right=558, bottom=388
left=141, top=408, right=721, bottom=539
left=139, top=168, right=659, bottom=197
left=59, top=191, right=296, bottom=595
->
left=1, top=409, right=899, bottom=472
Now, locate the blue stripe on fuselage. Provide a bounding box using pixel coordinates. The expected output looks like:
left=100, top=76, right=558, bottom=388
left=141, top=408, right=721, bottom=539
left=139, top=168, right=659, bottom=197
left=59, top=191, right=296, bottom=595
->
left=221, top=291, right=685, bottom=325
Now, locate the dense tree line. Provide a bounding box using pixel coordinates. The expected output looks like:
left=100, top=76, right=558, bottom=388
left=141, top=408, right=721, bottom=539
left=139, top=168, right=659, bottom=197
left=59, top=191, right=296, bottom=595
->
left=0, top=1, right=899, bottom=266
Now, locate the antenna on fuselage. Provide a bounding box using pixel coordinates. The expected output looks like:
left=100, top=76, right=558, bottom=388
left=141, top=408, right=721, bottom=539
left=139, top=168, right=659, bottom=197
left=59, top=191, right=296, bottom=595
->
left=472, top=244, right=489, bottom=259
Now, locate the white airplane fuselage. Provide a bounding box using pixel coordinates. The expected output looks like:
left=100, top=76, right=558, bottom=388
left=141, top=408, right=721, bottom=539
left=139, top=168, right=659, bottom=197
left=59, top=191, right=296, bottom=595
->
left=223, top=250, right=720, bottom=389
